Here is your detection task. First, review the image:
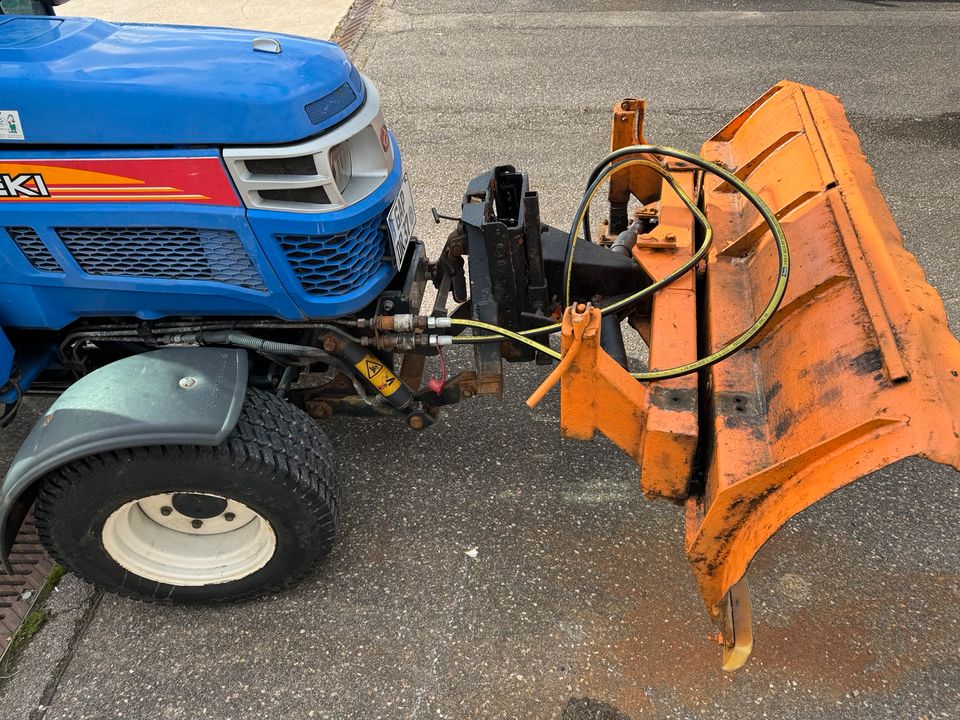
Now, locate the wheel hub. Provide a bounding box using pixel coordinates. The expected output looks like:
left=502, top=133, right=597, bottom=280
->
left=171, top=493, right=228, bottom=519
left=101, top=492, right=276, bottom=586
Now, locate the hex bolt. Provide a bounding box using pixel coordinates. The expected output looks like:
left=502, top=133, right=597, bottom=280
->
left=307, top=400, right=333, bottom=419
left=160, top=506, right=173, bottom=516
left=191, top=519, right=203, bottom=529
left=178, top=376, right=198, bottom=389
left=224, top=512, right=236, bottom=522
left=382, top=300, right=395, bottom=312
left=322, top=336, right=339, bottom=353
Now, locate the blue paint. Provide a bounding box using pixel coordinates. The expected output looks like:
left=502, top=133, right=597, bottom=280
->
left=0, top=17, right=407, bottom=398
left=0, top=331, right=12, bottom=394
left=0, top=143, right=402, bottom=328
left=0, top=16, right=366, bottom=145
left=0, top=347, right=54, bottom=405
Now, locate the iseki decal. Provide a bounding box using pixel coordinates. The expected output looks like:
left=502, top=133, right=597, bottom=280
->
left=0, top=173, right=49, bottom=198
left=0, top=158, right=240, bottom=205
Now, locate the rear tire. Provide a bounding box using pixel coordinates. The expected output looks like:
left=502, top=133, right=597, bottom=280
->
left=34, top=389, right=339, bottom=602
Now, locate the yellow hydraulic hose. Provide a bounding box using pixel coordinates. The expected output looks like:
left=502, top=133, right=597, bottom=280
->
left=452, top=145, right=791, bottom=383
left=449, top=318, right=560, bottom=360
left=452, top=158, right=710, bottom=344
left=562, top=157, right=704, bottom=309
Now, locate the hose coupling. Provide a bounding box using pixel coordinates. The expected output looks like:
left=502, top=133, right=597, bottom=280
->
left=354, top=314, right=453, bottom=332
left=360, top=333, right=454, bottom=351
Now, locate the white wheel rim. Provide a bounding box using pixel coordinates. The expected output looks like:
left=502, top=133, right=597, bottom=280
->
left=101, top=493, right=276, bottom=586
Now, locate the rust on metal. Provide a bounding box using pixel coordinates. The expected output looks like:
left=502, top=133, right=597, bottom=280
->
left=543, top=81, right=960, bottom=667
left=0, top=510, right=54, bottom=658
left=609, top=99, right=661, bottom=207
left=529, top=162, right=701, bottom=500
left=691, top=80, right=960, bottom=623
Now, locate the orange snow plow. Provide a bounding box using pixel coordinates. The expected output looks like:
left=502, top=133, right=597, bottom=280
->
left=530, top=81, right=960, bottom=669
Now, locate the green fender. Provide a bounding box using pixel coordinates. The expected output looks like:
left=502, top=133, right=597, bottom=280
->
left=0, top=347, right=248, bottom=571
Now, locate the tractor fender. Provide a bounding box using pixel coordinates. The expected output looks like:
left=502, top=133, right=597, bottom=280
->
left=0, top=347, right=248, bottom=572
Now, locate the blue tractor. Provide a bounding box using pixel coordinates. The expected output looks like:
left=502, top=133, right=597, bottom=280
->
left=0, top=0, right=648, bottom=601
left=0, top=2, right=433, bottom=599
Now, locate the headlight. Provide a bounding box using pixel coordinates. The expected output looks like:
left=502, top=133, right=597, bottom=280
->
left=329, top=141, right=353, bottom=192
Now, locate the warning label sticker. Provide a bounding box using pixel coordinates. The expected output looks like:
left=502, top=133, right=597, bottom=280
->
left=0, top=111, right=24, bottom=141
left=364, top=359, right=384, bottom=378
left=355, top=354, right=400, bottom=397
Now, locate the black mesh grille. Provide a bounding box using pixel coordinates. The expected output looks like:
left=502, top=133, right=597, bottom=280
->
left=258, top=187, right=331, bottom=205
left=6, top=227, right=63, bottom=273
left=56, top=227, right=266, bottom=290
left=244, top=155, right=317, bottom=176
left=277, top=211, right=388, bottom=295
left=304, top=69, right=361, bottom=125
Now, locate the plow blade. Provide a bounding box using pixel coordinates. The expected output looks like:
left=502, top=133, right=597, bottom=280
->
left=542, top=81, right=960, bottom=668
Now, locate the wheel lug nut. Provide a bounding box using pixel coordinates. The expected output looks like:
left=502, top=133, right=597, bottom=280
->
left=160, top=506, right=173, bottom=516
left=191, top=519, right=203, bottom=529
left=224, top=512, right=236, bottom=522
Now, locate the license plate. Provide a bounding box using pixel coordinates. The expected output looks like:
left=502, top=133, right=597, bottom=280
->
left=386, top=174, right=416, bottom=270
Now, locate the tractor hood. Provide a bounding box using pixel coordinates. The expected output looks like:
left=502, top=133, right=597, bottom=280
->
left=0, top=16, right=366, bottom=146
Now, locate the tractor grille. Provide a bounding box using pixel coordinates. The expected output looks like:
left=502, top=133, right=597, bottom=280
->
left=6, top=227, right=63, bottom=273
left=304, top=67, right=363, bottom=125
left=277, top=211, right=388, bottom=295
left=56, top=227, right=267, bottom=290
left=244, top=154, right=317, bottom=176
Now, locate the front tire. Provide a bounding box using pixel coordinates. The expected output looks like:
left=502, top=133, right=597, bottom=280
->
left=35, top=389, right=339, bottom=602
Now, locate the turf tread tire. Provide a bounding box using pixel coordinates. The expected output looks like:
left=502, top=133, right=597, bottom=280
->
left=34, top=388, right=339, bottom=602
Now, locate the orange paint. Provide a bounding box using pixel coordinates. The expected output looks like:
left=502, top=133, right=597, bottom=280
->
left=539, top=81, right=960, bottom=668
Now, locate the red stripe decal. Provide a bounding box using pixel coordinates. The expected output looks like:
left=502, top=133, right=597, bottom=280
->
left=0, top=157, right=241, bottom=206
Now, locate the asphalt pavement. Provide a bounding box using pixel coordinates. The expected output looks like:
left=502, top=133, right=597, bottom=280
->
left=1, top=1, right=959, bottom=719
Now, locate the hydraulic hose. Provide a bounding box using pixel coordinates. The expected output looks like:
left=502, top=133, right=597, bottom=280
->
left=452, top=144, right=791, bottom=382
left=450, top=318, right=561, bottom=360
left=562, top=157, right=709, bottom=309
left=184, top=329, right=412, bottom=408
left=191, top=331, right=329, bottom=360
left=613, top=145, right=789, bottom=380
left=451, top=158, right=710, bottom=345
